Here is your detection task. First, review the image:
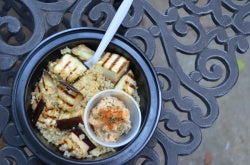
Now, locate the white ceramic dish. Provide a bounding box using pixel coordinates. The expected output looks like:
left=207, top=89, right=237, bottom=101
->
left=83, top=89, right=141, bottom=148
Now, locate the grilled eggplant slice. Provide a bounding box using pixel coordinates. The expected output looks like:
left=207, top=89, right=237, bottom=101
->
left=57, top=83, right=84, bottom=112
left=35, top=105, right=66, bottom=144
left=36, top=107, right=59, bottom=129
left=96, top=53, right=129, bottom=83
left=71, top=44, right=94, bottom=62
left=60, top=47, right=71, bottom=55
left=57, top=116, right=83, bottom=130
left=57, top=132, right=89, bottom=159
left=115, top=70, right=140, bottom=103
left=77, top=123, right=115, bottom=156
left=57, top=84, right=84, bottom=123
left=49, top=54, right=87, bottom=83
left=31, top=72, right=57, bottom=110
left=59, top=80, right=81, bottom=94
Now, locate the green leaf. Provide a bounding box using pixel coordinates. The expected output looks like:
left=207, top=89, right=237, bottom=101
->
left=237, top=59, right=245, bottom=71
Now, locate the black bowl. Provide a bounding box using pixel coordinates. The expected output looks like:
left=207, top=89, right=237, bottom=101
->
left=12, top=28, right=161, bottom=165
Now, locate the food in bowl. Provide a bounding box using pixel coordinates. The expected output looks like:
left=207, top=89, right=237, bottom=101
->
left=29, top=44, right=140, bottom=159
left=89, top=96, right=131, bottom=143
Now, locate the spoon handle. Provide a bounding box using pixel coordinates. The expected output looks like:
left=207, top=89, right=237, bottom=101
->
left=85, top=0, right=133, bottom=68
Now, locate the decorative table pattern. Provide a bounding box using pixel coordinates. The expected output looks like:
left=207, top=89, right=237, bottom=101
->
left=0, top=0, right=249, bottom=164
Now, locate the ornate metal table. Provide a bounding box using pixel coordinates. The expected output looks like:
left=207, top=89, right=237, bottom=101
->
left=0, top=0, right=249, bottom=164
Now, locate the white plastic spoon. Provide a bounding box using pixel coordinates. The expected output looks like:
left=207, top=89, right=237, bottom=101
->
left=85, top=0, right=133, bottom=68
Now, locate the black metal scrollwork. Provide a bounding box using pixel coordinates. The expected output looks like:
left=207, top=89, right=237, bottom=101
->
left=0, top=0, right=249, bottom=164
left=0, top=146, right=28, bottom=165
left=3, top=123, right=24, bottom=147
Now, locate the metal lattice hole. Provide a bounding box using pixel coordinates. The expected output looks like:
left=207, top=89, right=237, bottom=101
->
left=151, top=38, right=169, bottom=68
left=207, top=39, right=225, bottom=50
left=147, top=0, right=170, bottom=14
left=23, top=147, right=33, bottom=157
left=154, top=142, right=166, bottom=165
left=158, top=75, right=170, bottom=91
left=225, top=27, right=236, bottom=38
left=176, top=51, right=196, bottom=76
left=199, top=14, right=217, bottom=32
left=193, top=0, right=209, bottom=7
left=177, top=7, right=190, bottom=17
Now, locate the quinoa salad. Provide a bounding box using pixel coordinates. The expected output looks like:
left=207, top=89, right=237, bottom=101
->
left=29, top=44, right=140, bottom=159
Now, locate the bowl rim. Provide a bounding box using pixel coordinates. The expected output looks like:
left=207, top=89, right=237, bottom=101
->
left=84, top=89, right=142, bottom=148
left=12, top=27, right=162, bottom=165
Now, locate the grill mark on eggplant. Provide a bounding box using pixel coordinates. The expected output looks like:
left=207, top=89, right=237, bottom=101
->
left=125, top=80, right=136, bottom=89
left=114, top=70, right=136, bottom=87
left=32, top=99, right=46, bottom=125
left=60, top=61, right=71, bottom=75
left=102, top=53, right=112, bottom=67
left=79, top=85, right=85, bottom=91
left=57, top=96, right=73, bottom=107
left=68, top=147, right=74, bottom=152
left=42, top=113, right=56, bottom=120
left=127, top=72, right=135, bottom=81
left=117, top=61, right=128, bottom=73
left=66, top=67, right=78, bottom=82
left=59, top=80, right=81, bottom=94
left=57, top=140, right=67, bottom=148
left=58, top=86, right=77, bottom=98
left=57, top=116, right=83, bottom=130
left=44, top=107, right=59, bottom=112
left=109, top=55, right=120, bottom=70
left=37, top=120, right=45, bottom=124
left=49, top=124, right=55, bottom=128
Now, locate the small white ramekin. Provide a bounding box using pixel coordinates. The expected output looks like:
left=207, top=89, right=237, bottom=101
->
left=83, top=89, right=141, bottom=148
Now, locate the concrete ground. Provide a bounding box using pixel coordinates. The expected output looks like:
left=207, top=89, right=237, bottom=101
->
left=177, top=42, right=250, bottom=165
left=147, top=0, right=250, bottom=165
